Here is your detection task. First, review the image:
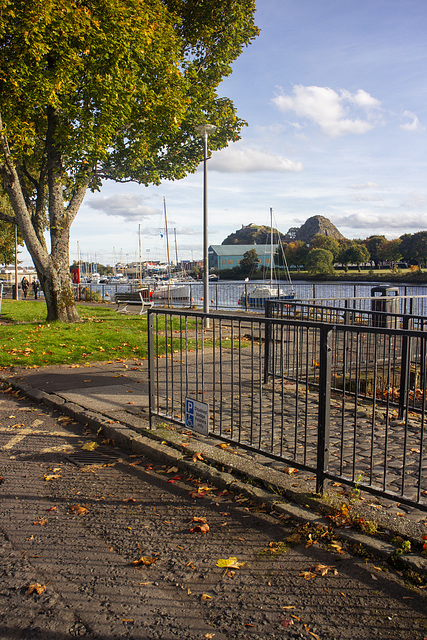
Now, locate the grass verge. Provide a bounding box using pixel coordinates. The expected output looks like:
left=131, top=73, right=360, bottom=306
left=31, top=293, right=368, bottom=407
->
left=0, top=300, right=153, bottom=368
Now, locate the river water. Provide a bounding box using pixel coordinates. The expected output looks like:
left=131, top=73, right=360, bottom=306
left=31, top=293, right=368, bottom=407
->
left=80, top=279, right=427, bottom=316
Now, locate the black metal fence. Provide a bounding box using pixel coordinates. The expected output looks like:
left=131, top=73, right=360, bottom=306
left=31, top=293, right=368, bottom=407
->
left=148, top=307, right=426, bottom=510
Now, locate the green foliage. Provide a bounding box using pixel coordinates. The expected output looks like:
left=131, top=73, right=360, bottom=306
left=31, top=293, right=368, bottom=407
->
left=239, top=248, right=260, bottom=276
left=284, top=241, right=309, bottom=271
left=0, top=0, right=258, bottom=322
left=310, top=235, right=340, bottom=260
left=400, top=231, right=427, bottom=267
left=306, top=248, right=335, bottom=275
left=364, top=235, right=387, bottom=266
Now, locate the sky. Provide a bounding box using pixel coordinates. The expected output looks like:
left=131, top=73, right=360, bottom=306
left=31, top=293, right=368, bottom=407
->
left=19, top=0, right=427, bottom=268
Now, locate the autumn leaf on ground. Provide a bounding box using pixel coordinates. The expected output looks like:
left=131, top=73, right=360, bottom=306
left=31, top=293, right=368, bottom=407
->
left=43, top=473, right=61, bottom=481
left=283, top=467, right=297, bottom=474
left=82, top=441, right=99, bottom=451
left=192, top=452, right=204, bottom=462
left=70, top=504, right=89, bottom=516
left=216, top=557, right=245, bottom=569
left=191, top=516, right=207, bottom=523
left=26, top=583, right=46, bottom=596
left=329, top=540, right=344, bottom=553
left=33, top=518, right=48, bottom=526
left=200, top=593, right=212, bottom=601
left=190, top=523, right=210, bottom=534
left=132, top=556, right=157, bottom=566
left=299, top=570, right=316, bottom=580
left=314, top=564, right=337, bottom=577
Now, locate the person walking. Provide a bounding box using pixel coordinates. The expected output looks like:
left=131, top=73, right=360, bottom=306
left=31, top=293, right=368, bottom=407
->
left=32, top=278, right=40, bottom=300
left=21, top=277, right=29, bottom=299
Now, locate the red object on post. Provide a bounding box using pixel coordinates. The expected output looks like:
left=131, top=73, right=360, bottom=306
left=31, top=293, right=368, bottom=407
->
left=71, top=267, right=80, bottom=300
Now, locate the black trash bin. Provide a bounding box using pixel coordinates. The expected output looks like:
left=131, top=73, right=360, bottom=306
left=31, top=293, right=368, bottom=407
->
left=371, top=286, right=399, bottom=327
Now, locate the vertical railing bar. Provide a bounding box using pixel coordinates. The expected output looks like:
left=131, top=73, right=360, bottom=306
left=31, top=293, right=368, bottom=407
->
left=238, top=318, right=243, bottom=445
left=382, top=334, right=393, bottom=492
left=369, top=335, right=379, bottom=486
left=147, top=309, right=155, bottom=429
left=211, top=315, right=216, bottom=434
left=218, top=317, right=224, bottom=436
left=230, top=320, right=235, bottom=440
left=416, top=335, right=426, bottom=502
left=352, top=333, right=361, bottom=482
left=279, top=322, right=285, bottom=458
left=316, top=325, right=332, bottom=494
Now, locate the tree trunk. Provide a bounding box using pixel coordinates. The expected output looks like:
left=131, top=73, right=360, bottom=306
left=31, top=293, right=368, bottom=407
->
left=1, top=109, right=88, bottom=323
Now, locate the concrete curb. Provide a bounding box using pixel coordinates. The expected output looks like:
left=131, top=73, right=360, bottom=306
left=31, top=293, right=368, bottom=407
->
left=3, top=377, right=427, bottom=578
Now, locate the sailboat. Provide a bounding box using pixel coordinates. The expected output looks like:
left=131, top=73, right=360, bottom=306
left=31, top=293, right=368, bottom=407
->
left=151, top=199, right=192, bottom=301
left=239, top=208, right=295, bottom=309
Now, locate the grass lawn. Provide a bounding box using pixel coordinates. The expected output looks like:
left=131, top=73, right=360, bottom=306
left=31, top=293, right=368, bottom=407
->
left=0, top=300, right=153, bottom=368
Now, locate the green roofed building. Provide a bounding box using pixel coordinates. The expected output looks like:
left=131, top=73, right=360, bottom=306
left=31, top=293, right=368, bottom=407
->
left=208, top=245, right=279, bottom=271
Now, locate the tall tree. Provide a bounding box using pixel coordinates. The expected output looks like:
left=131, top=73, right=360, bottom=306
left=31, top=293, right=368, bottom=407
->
left=239, top=248, right=259, bottom=277
left=0, top=0, right=258, bottom=321
left=284, top=241, right=309, bottom=272
left=364, top=235, right=387, bottom=268
left=400, top=232, right=427, bottom=268
left=310, top=235, right=340, bottom=260
left=306, top=248, right=335, bottom=276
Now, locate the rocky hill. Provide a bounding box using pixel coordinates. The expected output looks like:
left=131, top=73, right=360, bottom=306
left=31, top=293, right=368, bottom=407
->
left=221, top=216, right=345, bottom=245
left=222, top=223, right=287, bottom=245
left=286, top=216, right=346, bottom=243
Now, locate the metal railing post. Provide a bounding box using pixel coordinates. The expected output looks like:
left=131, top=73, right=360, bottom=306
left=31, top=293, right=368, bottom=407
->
left=147, top=308, right=155, bottom=429
left=264, top=303, right=272, bottom=384
left=316, top=326, right=332, bottom=494
left=399, top=315, right=413, bottom=420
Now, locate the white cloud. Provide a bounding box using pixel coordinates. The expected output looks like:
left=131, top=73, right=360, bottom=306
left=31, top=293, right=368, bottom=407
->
left=333, top=210, right=427, bottom=231
left=209, top=143, right=303, bottom=173
left=86, top=194, right=159, bottom=220
left=348, top=181, right=381, bottom=190
left=400, top=110, right=424, bottom=131
left=272, top=85, right=382, bottom=137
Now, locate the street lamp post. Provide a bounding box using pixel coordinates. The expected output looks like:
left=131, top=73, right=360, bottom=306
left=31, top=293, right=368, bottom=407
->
left=195, top=123, right=216, bottom=327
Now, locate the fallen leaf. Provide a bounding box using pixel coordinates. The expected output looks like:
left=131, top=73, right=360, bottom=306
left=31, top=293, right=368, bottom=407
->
left=204, top=634, right=215, bottom=639
left=191, top=516, right=208, bottom=523
left=281, top=619, right=294, bottom=627
left=216, top=557, right=245, bottom=569
left=200, top=593, right=212, bottom=601
left=82, top=441, right=99, bottom=451
left=45, top=506, right=57, bottom=512
left=26, top=583, right=46, bottom=596
left=309, top=633, right=322, bottom=640
left=282, top=606, right=296, bottom=610
left=283, top=467, right=298, bottom=475
left=70, top=504, right=89, bottom=516
left=32, top=519, right=48, bottom=526
left=190, top=524, right=210, bottom=534
left=192, top=452, right=204, bottom=462
left=132, top=556, right=157, bottom=566
left=43, top=474, right=61, bottom=481
left=299, top=571, right=316, bottom=580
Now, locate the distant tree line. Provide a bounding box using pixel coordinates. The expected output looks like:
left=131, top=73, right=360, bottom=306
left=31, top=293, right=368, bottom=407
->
left=219, top=231, right=427, bottom=278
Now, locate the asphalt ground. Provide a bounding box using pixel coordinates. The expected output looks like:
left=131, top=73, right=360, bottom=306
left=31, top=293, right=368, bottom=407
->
left=1, top=355, right=427, bottom=572
left=0, top=383, right=426, bottom=639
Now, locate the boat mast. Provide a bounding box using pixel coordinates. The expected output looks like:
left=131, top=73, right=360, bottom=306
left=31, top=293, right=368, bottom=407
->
left=174, top=228, right=179, bottom=268
left=163, top=197, right=171, bottom=278
left=270, top=207, right=273, bottom=289
left=138, top=224, right=142, bottom=281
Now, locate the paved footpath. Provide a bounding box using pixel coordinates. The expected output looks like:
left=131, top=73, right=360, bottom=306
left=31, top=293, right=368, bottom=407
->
left=0, top=384, right=426, bottom=639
